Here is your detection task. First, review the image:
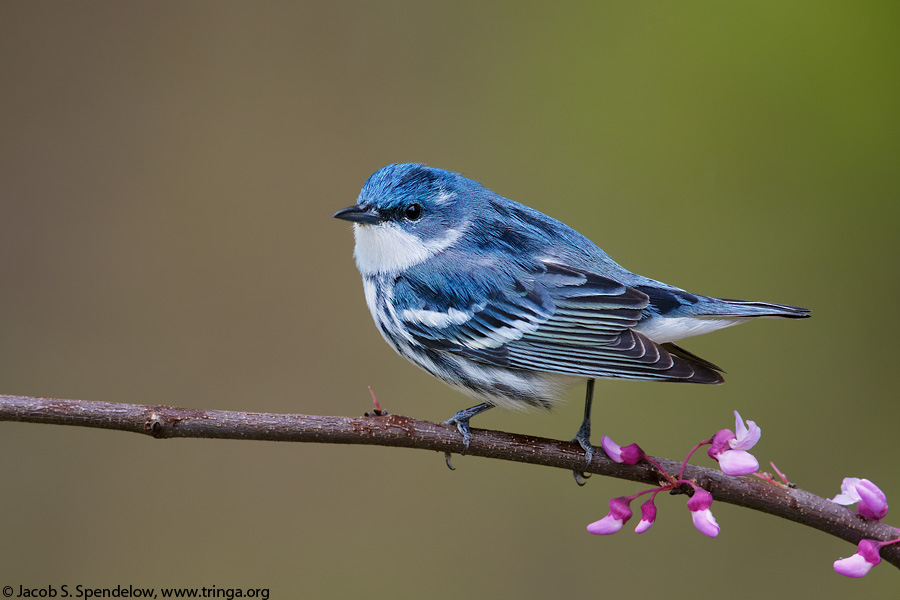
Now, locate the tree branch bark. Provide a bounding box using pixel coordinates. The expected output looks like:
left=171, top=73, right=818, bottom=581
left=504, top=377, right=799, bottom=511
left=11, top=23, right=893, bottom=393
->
left=1, top=393, right=897, bottom=568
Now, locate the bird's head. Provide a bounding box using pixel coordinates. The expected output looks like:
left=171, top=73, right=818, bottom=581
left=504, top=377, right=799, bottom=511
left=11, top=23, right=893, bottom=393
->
left=333, top=163, right=475, bottom=276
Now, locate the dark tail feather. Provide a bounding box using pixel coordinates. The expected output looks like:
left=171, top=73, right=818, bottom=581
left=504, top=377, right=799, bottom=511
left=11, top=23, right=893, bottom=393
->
left=716, top=299, right=811, bottom=319
left=662, top=342, right=725, bottom=384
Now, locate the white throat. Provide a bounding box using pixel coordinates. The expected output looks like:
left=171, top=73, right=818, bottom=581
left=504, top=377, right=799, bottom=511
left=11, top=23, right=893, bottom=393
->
left=352, top=222, right=463, bottom=276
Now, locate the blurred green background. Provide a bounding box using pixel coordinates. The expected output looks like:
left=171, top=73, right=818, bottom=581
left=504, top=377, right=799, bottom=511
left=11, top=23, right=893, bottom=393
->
left=1, top=1, right=898, bottom=596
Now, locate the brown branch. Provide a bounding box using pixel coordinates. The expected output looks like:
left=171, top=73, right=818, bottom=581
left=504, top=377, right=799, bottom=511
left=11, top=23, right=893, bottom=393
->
left=1, top=393, right=897, bottom=568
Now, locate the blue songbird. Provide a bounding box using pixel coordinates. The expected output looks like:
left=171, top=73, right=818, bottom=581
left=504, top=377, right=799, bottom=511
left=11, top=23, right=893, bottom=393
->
left=334, top=163, right=809, bottom=481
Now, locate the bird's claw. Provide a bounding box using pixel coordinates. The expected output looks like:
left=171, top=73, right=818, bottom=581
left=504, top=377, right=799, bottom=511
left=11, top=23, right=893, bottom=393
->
left=443, top=416, right=473, bottom=454
left=444, top=452, right=456, bottom=470
left=572, top=422, right=595, bottom=485
left=442, top=415, right=473, bottom=471
left=577, top=436, right=595, bottom=467
left=441, top=402, right=493, bottom=471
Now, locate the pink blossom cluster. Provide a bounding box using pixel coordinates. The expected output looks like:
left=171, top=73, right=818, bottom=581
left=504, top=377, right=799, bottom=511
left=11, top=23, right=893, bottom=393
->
left=586, top=410, right=899, bottom=579
left=829, top=477, right=898, bottom=578
left=587, top=411, right=759, bottom=538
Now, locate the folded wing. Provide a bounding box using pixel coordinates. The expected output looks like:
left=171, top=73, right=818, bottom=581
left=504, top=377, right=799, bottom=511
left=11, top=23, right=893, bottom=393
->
left=400, top=261, right=723, bottom=384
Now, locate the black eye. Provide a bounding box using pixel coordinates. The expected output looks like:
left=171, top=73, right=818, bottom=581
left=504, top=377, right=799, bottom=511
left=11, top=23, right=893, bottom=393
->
left=404, top=203, right=422, bottom=221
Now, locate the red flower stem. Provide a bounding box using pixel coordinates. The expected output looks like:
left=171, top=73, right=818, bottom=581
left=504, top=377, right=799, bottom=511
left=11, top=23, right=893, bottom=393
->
left=678, top=438, right=713, bottom=481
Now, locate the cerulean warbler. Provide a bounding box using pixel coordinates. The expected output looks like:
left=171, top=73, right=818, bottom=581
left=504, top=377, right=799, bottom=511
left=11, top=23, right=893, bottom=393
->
left=334, top=163, right=809, bottom=475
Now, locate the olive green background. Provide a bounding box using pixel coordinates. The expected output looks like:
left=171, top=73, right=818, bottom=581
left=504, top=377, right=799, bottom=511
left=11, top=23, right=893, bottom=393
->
left=1, top=1, right=897, bottom=597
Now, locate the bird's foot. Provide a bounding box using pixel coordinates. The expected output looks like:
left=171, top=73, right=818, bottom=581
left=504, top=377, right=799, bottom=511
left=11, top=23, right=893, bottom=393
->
left=442, top=403, right=493, bottom=471
left=443, top=412, right=475, bottom=454
left=442, top=414, right=473, bottom=472
left=572, top=421, right=594, bottom=486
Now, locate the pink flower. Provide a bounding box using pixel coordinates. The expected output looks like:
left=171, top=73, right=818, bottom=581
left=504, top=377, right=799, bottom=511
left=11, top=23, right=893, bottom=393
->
left=833, top=539, right=882, bottom=578
left=600, top=436, right=645, bottom=465
left=686, top=488, right=719, bottom=538
left=587, top=496, right=633, bottom=535
left=707, top=410, right=760, bottom=476
left=829, top=478, right=889, bottom=520
left=634, top=497, right=657, bottom=534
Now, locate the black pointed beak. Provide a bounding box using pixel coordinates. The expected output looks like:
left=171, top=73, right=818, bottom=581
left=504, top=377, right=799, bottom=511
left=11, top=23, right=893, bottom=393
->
left=332, top=204, right=382, bottom=225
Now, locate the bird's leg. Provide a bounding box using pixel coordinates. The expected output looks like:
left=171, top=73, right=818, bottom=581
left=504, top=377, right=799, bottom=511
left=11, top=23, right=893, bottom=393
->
left=572, top=379, right=596, bottom=486
left=443, top=402, right=494, bottom=456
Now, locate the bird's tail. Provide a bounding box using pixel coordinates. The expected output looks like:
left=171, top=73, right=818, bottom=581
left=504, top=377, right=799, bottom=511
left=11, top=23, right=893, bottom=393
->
left=711, top=299, right=811, bottom=319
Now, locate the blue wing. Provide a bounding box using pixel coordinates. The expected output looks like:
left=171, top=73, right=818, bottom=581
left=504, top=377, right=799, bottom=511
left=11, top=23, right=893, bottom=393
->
left=395, top=260, right=723, bottom=383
